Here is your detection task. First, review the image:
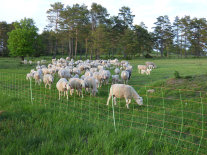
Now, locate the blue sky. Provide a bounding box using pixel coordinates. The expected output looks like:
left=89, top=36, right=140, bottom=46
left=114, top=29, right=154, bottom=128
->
left=0, top=0, right=206, bottom=33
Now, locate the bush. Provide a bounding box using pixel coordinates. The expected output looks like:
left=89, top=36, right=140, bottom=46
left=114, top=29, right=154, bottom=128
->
left=174, top=71, right=181, bottom=79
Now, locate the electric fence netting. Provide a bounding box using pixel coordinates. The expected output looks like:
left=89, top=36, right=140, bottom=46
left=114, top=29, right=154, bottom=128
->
left=0, top=71, right=206, bottom=154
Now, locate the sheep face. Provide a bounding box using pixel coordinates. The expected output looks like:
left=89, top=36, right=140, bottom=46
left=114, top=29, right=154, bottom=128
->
left=135, top=97, right=143, bottom=105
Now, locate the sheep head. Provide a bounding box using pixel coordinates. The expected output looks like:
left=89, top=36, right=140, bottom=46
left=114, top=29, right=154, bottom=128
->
left=135, top=97, right=143, bottom=106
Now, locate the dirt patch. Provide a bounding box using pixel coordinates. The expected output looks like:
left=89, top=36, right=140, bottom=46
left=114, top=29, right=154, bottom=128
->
left=166, top=78, right=186, bottom=85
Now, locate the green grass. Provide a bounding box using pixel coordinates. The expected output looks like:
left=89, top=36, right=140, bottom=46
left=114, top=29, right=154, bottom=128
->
left=0, top=57, right=207, bottom=154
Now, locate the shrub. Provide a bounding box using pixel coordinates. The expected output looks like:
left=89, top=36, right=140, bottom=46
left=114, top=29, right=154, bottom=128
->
left=174, top=71, right=181, bottom=79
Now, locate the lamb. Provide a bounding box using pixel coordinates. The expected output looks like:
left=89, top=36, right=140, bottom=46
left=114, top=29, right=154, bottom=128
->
left=84, top=77, right=98, bottom=96
left=56, top=78, right=70, bottom=100
left=69, top=78, right=85, bottom=98
left=141, top=69, right=151, bottom=75
left=137, top=65, right=147, bottom=73
left=106, top=84, right=143, bottom=109
left=43, top=74, right=54, bottom=89
left=121, top=71, right=129, bottom=84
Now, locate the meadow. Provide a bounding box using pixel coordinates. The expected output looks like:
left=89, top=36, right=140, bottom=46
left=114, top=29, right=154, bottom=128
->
left=0, top=57, right=207, bottom=154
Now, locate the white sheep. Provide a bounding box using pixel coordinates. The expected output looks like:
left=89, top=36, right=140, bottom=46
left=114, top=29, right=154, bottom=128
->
left=26, top=73, right=34, bottom=80
left=43, top=74, right=54, bottom=89
left=114, top=68, right=120, bottom=75
left=29, top=60, right=32, bottom=65
left=56, top=78, right=70, bottom=100
left=141, top=69, right=151, bottom=75
left=121, top=71, right=129, bottom=84
left=137, top=65, right=147, bottom=73
left=33, top=70, right=43, bottom=85
left=58, top=69, right=71, bottom=79
left=106, top=84, right=143, bottom=109
left=84, top=77, right=98, bottom=96
left=145, top=62, right=157, bottom=68
left=69, top=78, right=85, bottom=98
left=112, top=75, right=121, bottom=84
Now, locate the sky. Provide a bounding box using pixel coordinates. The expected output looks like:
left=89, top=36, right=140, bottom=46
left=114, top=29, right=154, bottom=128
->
left=0, top=0, right=207, bottom=33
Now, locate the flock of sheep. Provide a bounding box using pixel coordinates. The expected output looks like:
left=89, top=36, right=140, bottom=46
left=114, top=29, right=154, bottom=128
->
left=26, top=57, right=156, bottom=109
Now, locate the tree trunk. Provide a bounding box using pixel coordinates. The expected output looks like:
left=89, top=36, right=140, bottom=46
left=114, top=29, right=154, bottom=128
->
left=71, top=38, right=74, bottom=59
left=90, top=49, right=93, bottom=60
left=75, top=29, right=78, bottom=60
left=85, top=38, right=88, bottom=59
left=21, top=56, right=24, bottom=61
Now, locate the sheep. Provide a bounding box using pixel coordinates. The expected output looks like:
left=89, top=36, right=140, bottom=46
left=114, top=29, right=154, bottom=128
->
left=69, top=78, right=85, bottom=98
left=145, top=62, right=157, bottom=69
left=33, top=70, right=43, bottom=85
left=101, top=70, right=111, bottom=85
left=112, top=75, right=121, bottom=84
left=114, top=68, right=120, bottom=75
left=26, top=73, right=34, bottom=80
left=58, top=69, right=71, bottom=79
left=141, top=69, right=151, bottom=75
left=84, top=77, right=98, bottom=96
left=148, top=65, right=154, bottom=69
left=137, top=65, right=147, bottom=73
left=56, top=78, right=70, bottom=100
left=121, top=71, right=129, bottom=84
left=28, top=60, right=32, bottom=65
left=42, top=68, right=50, bottom=75
left=43, top=74, right=54, bottom=89
left=106, top=84, right=143, bottom=109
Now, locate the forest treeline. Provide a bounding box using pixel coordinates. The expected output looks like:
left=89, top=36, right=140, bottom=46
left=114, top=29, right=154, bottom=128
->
left=0, top=2, right=207, bottom=59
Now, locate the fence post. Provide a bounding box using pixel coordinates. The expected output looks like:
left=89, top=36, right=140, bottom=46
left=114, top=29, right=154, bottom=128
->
left=111, top=89, right=116, bottom=132
left=30, top=78, right=33, bottom=104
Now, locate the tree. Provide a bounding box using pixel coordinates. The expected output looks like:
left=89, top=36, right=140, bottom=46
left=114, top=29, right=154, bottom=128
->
left=7, top=18, right=39, bottom=60
left=0, top=21, right=14, bottom=56
left=118, top=6, right=135, bottom=29
left=47, top=2, right=64, bottom=58
left=134, top=24, right=153, bottom=56
left=153, top=15, right=174, bottom=57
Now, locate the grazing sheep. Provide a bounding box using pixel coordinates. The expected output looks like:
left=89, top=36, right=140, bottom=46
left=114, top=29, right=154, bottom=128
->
left=137, top=65, right=147, bottom=73
left=69, top=78, right=85, bottom=98
left=114, top=68, right=120, bottom=75
left=29, top=60, right=32, bottom=65
left=43, top=74, right=54, bottom=89
left=106, top=84, right=143, bottom=109
left=56, top=78, right=70, bottom=100
left=121, top=71, right=129, bottom=84
left=26, top=73, right=34, bottom=80
left=84, top=77, right=98, bottom=96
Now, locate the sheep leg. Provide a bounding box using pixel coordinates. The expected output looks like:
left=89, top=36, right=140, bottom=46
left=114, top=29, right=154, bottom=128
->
left=113, top=96, right=117, bottom=105
left=106, top=94, right=112, bottom=106
left=59, top=91, right=61, bottom=100
left=126, top=99, right=130, bottom=109
left=66, top=91, right=68, bottom=100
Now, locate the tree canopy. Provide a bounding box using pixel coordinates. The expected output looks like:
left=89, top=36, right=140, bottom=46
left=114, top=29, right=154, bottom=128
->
left=7, top=18, right=40, bottom=60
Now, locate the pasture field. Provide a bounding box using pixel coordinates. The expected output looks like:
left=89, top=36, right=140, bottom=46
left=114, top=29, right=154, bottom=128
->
left=0, top=57, right=207, bottom=154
